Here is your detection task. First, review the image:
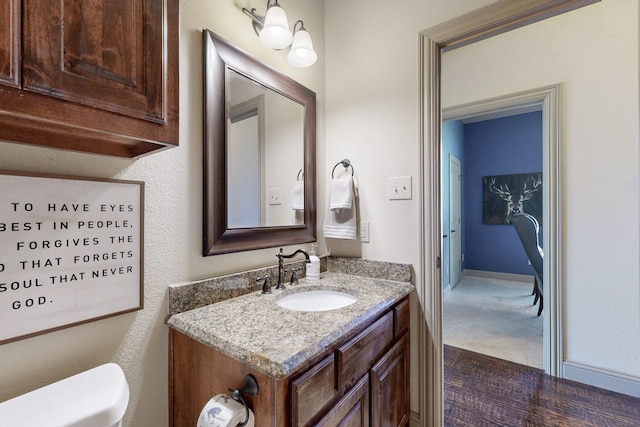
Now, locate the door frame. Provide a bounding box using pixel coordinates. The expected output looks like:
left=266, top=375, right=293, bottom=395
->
left=443, top=87, right=561, bottom=377
left=416, top=1, right=599, bottom=426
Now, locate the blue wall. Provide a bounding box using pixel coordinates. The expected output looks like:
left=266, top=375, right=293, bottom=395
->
left=463, top=111, right=542, bottom=275
left=442, top=120, right=465, bottom=287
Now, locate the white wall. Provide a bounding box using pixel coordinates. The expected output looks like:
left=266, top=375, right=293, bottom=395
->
left=0, top=1, right=325, bottom=426
left=441, top=0, right=640, bottom=379
left=324, top=0, right=497, bottom=416
left=325, top=0, right=640, bottom=417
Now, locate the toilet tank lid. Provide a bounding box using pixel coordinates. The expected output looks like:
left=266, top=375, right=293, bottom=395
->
left=0, top=363, right=129, bottom=427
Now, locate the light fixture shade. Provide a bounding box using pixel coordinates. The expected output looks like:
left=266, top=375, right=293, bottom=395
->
left=259, top=4, right=293, bottom=50
left=287, top=29, right=317, bottom=67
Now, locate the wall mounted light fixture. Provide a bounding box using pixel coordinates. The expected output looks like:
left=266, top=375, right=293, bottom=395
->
left=242, top=0, right=317, bottom=67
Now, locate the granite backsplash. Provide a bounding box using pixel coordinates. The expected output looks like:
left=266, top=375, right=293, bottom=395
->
left=167, top=256, right=412, bottom=316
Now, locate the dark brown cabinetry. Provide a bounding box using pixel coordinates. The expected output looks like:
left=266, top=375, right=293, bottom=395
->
left=0, top=0, right=179, bottom=158
left=315, top=375, right=370, bottom=427
left=169, top=296, right=410, bottom=427
left=0, top=1, right=20, bottom=89
left=371, top=335, right=410, bottom=427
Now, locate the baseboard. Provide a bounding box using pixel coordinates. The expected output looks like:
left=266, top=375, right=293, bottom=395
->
left=563, top=361, right=640, bottom=398
left=443, top=282, right=452, bottom=296
left=410, top=410, right=421, bottom=426
left=464, top=269, right=534, bottom=284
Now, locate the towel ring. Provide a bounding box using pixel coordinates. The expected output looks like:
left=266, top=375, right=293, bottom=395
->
left=297, top=169, right=304, bottom=181
left=332, top=159, right=354, bottom=178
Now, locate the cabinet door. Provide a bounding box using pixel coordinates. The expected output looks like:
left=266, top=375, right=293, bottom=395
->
left=0, top=0, right=179, bottom=157
left=315, top=375, right=369, bottom=427
left=291, top=355, right=338, bottom=427
left=23, top=0, right=165, bottom=123
left=370, top=334, right=410, bottom=427
left=336, top=311, right=393, bottom=391
left=0, top=0, right=20, bottom=88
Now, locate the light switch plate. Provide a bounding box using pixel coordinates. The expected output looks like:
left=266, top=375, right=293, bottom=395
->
left=388, top=176, right=412, bottom=200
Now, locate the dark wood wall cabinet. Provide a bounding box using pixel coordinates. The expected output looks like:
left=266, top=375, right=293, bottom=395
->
left=169, top=296, right=410, bottom=427
left=0, top=0, right=179, bottom=158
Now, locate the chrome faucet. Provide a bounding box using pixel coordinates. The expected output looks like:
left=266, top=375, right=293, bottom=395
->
left=276, top=248, right=310, bottom=289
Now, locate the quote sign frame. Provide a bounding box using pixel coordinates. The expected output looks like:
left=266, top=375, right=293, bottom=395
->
left=0, top=171, right=144, bottom=344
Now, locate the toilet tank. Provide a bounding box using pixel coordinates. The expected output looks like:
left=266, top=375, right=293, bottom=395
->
left=0, top=363, right=129, bottom=427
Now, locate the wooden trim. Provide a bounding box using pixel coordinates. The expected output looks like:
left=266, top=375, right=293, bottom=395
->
left=422, top=0, right=601, bottom=51
left=202, top=30, right=317, bottom=256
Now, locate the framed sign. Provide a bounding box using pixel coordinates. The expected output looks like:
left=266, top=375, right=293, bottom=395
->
left=0, top=171, right=144, bottom=344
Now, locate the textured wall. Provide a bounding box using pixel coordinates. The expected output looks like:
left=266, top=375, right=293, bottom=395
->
left=0, top=1, right=325, bottom=426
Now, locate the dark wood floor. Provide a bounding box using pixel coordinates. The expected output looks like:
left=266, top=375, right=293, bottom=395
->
left=444, top=345, right=640, bottom=426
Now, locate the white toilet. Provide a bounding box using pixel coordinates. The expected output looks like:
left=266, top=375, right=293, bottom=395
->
left=0, top=363, right=129, bottom=427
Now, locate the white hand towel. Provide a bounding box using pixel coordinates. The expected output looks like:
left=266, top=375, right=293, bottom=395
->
left=323, top=176, right=356, bottom=240
left=329, top=176, right=353, bottom=212
left=323, top=203, right=357, bottom=239
left=292, top=181, right=304, bottom=211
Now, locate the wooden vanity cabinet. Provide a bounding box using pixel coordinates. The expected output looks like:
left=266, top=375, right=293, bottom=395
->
left=169, top=296, right=410, bottom=427
left=0, top=0, right=179, bottom=158
left=293, top=297, right=410, bottom=427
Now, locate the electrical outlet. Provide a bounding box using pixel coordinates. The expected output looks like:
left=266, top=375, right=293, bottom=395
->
left=268, top=187, right=282, bottom=205
left=388, top=176, right=412, bottom=200
left=360, top=221, right=370, bottom=243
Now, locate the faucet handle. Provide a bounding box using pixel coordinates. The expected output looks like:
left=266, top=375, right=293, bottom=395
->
left=258, top=276, right=272, bottom=294
left=290, top=267, right=303, bottom=285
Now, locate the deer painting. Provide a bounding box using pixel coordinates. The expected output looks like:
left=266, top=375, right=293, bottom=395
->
left=483, top=174, right=542, bottom=224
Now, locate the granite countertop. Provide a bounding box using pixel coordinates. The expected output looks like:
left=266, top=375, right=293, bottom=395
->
left=166, top=272, right=414, bottom=379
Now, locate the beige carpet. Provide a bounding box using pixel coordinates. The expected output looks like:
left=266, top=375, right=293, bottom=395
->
left=443, top=274, right=543, bottom=369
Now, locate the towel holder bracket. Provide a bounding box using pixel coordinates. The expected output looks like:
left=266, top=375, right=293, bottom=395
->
left=332, top=159, right=354, bottom=178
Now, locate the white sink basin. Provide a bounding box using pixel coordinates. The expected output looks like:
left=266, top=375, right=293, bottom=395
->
left=276, top=290, right=357, bottom=312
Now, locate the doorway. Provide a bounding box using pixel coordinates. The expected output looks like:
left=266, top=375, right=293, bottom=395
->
left=441, top=103, right=546, bottom=369
left=416, top=2, right=597, bottom=426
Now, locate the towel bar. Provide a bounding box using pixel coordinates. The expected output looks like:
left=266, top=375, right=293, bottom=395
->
left=332, top=159, right=354, bottom=178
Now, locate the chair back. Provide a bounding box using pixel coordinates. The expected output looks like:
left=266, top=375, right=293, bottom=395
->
left=510, top=213, right=543, bottom=285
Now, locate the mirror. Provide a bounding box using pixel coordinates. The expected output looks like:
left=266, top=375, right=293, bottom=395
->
left=203, top=30, right=316, bottom=256
left=227, top=70, right=305, bottom=228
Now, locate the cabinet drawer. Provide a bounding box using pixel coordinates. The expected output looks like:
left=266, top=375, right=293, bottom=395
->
left=394, top=298, right=410, bottom=337
left=291, top=354, right=338, bottom=427
left=315, top=374, right=369, bottom=427
left=336, top=312, right=393, bottom=391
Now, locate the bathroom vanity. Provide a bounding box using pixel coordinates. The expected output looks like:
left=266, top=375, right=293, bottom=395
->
left=167, top=271, right=413, bottom=426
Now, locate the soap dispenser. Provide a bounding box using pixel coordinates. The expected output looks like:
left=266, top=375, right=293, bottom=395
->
left=306, top=244, right=320, bottom=280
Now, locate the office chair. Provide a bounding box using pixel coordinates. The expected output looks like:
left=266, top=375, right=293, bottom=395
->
left=510, top=213, right=543, bottom=316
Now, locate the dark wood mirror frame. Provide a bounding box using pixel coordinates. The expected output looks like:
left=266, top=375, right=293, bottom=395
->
left=203, top=30, right=317, bottom=256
